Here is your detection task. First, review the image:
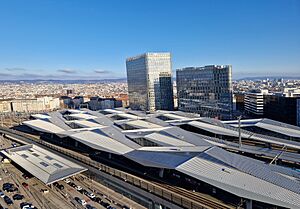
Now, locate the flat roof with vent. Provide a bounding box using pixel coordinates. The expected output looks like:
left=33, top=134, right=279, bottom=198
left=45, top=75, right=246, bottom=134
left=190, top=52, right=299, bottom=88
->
left=1, top=144, right=87, bottom=185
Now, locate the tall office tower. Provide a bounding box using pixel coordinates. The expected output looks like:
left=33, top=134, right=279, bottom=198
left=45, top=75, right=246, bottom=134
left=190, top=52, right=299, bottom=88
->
left=176, top=65, right=233, bottom=119
left=126, top=52, right=173, bottom=111
left=264, top=94, right=300, bottom=126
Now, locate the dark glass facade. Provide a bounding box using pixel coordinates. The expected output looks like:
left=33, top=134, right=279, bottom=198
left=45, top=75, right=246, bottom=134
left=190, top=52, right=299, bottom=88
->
left=176, top=65, right=233, bottom=119
left=264, top=94, right=300, bottom=126
left=126, top=55, right=148, bottom=110
left=126, top=53, right=173, bottom=111
left=159, top=72, right=174, bottom=110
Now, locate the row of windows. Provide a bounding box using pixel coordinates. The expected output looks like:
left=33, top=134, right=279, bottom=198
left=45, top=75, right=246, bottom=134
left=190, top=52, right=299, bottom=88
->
left=20, top=153, right=63, bottom=168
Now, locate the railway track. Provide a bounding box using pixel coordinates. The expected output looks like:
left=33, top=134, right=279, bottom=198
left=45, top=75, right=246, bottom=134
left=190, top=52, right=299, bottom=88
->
left=222, top=138, right=298, bottom=153
left=0, top=128, right=237, bottom=209
left=153, top=181, right=235, bottom=209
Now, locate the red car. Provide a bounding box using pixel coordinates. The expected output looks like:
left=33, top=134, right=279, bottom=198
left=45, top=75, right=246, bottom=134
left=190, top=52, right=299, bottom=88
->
left=22, top=182, right=29, bottom=189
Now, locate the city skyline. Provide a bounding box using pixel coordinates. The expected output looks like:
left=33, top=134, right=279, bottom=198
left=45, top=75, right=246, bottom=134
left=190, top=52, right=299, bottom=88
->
left=1, top=1, right=300, bottom=209
left=0, top=0, right=299, bottom=80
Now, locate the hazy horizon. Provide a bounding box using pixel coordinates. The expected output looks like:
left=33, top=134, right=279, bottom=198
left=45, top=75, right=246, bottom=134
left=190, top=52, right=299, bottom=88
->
left=0, top=0, right=299, bottom=80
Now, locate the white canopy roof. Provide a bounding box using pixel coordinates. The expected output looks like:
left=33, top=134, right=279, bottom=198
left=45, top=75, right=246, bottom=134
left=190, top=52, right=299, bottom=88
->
left=144, top=132, right=195, bottom=147
left=20, top=109, right=300, bottom=208
left=2, top=144, right=87, bottom=185
left=68, top=113, right=98, bottom=120
left=70, top=120, right=106, bottom=128
left=23, top=119, right=65, bottom=133
left=31, top=114, right=52, bottom=119
left=70, top=130, right=134, bottom=155
left=177, top=156, right=300, bottom=209
left=256, top=122, right=300, bottom=138
left=125, top=120, right=162, bottom=129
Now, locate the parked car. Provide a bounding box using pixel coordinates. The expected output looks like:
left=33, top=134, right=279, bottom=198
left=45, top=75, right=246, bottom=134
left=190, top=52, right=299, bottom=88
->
left=53, top=182, right=64, bottom=190
left=0, top=191, right=4, bottom=198
left=3, top=183, right=18, bottom=192
left=20, top=202, right=29, bottom=208
left=86, top=204, right=97, bottom=209
left=79, top=199, right=87, bottom=206
left=4, top=196, right=13, bottom=205
left=40, top=189, right=49, bottom=194
left=80, top=189, right=87, bottom=194
left=6, top=186, right=18, bottom=193
left=70, top=182, right=76, bottom=188
left=75, top=185, right=82, bottom=191
left=22, top=182, right=29, bottom=189
left=57, top=184, right=64, bottom=190
left=2, top=183, right=13, bottom=190
left=64, top=179, right=71, bottom=184
left=94, top=197, right=101, bottom=203
left=100, top=201, right=110, bottom=208
left=20, top=202, right=36, bottom=209
left=75, top=197, right=87, bottom=206
left=22, top=173, right=32, bottom=180
left=13, top=194, right=24, bottom=200
left=87, top=192, right=95, bottom=199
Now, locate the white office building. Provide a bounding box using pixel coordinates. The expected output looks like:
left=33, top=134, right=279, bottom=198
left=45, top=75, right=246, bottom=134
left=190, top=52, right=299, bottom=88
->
left=244, top=89, right=269, bottom=116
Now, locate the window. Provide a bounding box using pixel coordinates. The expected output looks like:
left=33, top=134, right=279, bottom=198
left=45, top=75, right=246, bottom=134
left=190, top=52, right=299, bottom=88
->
left=40, top=162, right=49, bottom=167
left=45, top=156, right=53, bottom=160
left=32, top=153, right=39, bottom=157
left=21, top=154, right=29, bottom=158
left=53, top=163, right=63, bottom=168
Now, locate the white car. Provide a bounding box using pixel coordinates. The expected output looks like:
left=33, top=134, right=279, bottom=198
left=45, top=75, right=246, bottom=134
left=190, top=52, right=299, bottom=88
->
left=87, top=192, right=95, bottom=199
left=22, top=204, right=35, bottom=209
left=41, top=188, right=49, bottom=194
left=78, top=199, right=87, bottom=206
left=75, top=185, right=82, bottom=191
left=64, top=178, right=70, bottom=184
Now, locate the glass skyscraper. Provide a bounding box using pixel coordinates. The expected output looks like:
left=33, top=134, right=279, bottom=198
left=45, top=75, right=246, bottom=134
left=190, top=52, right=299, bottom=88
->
left=159, top=72, right=174, bottom=110
left=176, top=65, right=233, bottom=119
left=126, top=52, right=173, bottom=111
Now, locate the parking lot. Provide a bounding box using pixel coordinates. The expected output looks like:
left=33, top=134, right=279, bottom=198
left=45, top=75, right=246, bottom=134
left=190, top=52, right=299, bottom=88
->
left=0, top=135, right=145, bottom=209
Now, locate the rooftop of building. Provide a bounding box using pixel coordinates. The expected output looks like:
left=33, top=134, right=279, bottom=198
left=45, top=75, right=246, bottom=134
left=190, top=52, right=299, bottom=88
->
left=176, top=65, right=231, bottom=71
left=19, top=108, right=300, bottom=208
left=1, top=144, right=87, bottom=185
left=126, top=52, right=171, bottom=61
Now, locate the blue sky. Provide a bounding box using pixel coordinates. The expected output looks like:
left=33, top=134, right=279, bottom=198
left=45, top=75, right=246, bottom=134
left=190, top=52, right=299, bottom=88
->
left=0, top=0, right=299, bottom=80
